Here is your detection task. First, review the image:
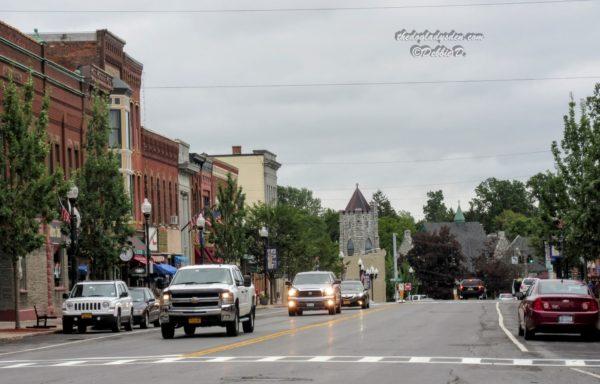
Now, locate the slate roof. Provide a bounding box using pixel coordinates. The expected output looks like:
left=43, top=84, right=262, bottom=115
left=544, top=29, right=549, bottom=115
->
left=423, top=222, right=487, bottom=271
left=344, top=185, right=370, bottom=213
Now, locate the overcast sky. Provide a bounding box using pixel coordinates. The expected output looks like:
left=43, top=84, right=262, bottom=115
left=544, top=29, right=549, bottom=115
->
left=3, top=0, right=600, bottom=218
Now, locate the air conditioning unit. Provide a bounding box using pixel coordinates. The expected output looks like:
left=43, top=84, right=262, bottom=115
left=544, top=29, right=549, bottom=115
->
left=170, top=215, right=179, bottom=225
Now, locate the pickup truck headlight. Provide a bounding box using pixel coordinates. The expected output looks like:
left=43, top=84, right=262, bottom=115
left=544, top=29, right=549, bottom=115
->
left=162, top=292, right=171, bottom=305
left=324, top=287, right=335, bottom=296
left=220, top=291, right=234, bottom=304
left=288, top=288, right=298, bottom=297
left=102, top=301, right=110, bottom=309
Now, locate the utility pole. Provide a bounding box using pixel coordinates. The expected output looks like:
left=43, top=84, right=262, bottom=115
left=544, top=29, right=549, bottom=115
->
left=393, top=233, right=398, bottom=302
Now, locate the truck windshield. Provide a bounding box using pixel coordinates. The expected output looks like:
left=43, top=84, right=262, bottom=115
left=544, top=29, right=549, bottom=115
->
left=294, top=273, right=331, bottom=285
left=71, top=284, right=117, bottom=298
left=171, top=268, right=233, bottom=285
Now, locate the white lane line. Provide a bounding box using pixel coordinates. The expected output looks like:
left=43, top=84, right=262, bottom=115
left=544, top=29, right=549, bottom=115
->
left=53, top=361, right=88, bottom=367
left=258, top=357, right=284, bottom=362
left=0, top=329, right=159, bottom=357
left=571, top=368, right=600, bottom=380
left=309, top=356, right=332, bottom=362
left=359, top=357, right=383, bottom=362
left=565, top=360, right=586, bottom=367
left=104, top=359, right=136, bottom=365
left=2, top=363, right=35, bottom=369
left=409, top=357, right=431, bottom=363
left=513, top=359, right=533, bottom=366
left=207, top=357, right=235, bottom=362
left=154, top=357, right=184, bottom=363
left=496, top=302, right=528, bottom=353
left=462, top=358, right=482, bottom=365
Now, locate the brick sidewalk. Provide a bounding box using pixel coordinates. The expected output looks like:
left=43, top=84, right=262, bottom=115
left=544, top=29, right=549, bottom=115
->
left=0, top=319, right=62, bottom=343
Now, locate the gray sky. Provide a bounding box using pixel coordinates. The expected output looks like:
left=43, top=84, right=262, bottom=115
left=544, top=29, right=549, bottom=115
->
left=4, top=0, right=600, bottom=218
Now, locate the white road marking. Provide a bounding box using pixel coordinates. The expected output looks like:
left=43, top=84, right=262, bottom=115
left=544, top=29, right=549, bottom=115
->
left=358, top=357, right=383, bottom=362
left=1, top=363, right=35, bottom=368
left=309, top=356, right=332, bottom=362
left=104, top=359, right=136, bottom=365
left=571, top=368, right=600, bottom=380
left=565, top=360, right=586, bottom=367
left=154, top=357, right=183, bottom=363
left=53, top=361, right=88, bottom=367
left=0, top=328, right=159, bottom=357
left=495, top=302, right=528, bottom=353
left=207, top=357, right=234, bottom=362
left=513, top=359, right=533, bottom=366
left=462, top=358, right=481, bottom=365
left=258, top=356, right=284, bottom=362
left=409, top=357, right=431, bottom=363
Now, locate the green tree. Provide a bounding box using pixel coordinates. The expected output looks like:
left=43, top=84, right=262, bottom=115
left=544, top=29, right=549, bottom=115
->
left=209, top=174, right=247, bottom=264
left=494, top=209, right=538, bottom=240
left=76, top=94, right=133, bottom=279
left=550, top=85, right=600, bottom=268
left=321, top=208, right=340, bottom=244
left=0, top=76, right=65, bottom=328
left=277, top=185, right=322, bottom=216
left=469, top=178, right=535, bottom=233
left=379, top=211, right=416, bottom=299
left=423, top=190, right=453, bottom=222
left=372, top=190, right=397, bottom=218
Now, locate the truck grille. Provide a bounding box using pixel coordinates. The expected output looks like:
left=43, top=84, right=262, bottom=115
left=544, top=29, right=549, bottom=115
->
left=74, top=302, right=101, bottom=311
left=298, top=290, right=322, bottom=297
left=172, top=291, right=220, bottom=299
left=172, top=301, right=219, bottom=308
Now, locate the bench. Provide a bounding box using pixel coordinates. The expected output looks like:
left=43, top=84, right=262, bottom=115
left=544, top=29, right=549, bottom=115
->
left=26, top=305, right=57, bottom=328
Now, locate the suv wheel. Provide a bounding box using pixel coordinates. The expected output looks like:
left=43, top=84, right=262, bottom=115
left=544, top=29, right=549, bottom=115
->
left=77, top=323, right=86, bottom=334
left=111, top=312, right=121, bottom=333
left=63, top=317, right=73, bottom=334
left=328, top=306, right=336, bottom=315
left=523, top=323, right=535, bottom=340
left=242, top=307, right=255, bottom=333
left=161, top=323, right=175, bottom=339
left=124, top=313, right=133, bottom=332
left=184, top=324, right=195, bottom=336
left=140, top=312, right=149, bottom=329
left=336, top=301, right=341, bottom=314
left=226, top=308, right=240, bottom=337
left=288, top=309, right=296, bottom=317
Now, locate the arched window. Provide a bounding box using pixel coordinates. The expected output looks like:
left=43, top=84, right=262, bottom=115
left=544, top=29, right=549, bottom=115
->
left=365, top=238, right=373, bottom=252
left=347, top=239, right=355, bottom=256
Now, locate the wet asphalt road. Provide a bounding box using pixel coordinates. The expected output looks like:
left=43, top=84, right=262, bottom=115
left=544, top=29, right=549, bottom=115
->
left=1, top=301, right=599, bottom=383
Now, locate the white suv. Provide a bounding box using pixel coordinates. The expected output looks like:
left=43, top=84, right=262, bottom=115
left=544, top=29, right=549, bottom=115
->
left=159, top=264, right=256, bottom=339
left=62, top=280, right=134, bottom=333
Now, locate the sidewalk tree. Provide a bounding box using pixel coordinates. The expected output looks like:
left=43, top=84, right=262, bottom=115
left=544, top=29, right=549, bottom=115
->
left=277, top=185, right=322, bottom=216
left=209, top=173, right=247, bottom=264
left=75, top=94, right=132, bottom=279
left=379, top=211, right=416, bottom=299
left=372, top=190, right=397, bottom=219
left=423, top=190, right=453, bottom=222
left=0, top=75, right=65, bottom=328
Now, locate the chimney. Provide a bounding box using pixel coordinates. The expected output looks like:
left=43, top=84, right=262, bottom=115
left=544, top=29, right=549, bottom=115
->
left=232, top=145, right=242, bottom=155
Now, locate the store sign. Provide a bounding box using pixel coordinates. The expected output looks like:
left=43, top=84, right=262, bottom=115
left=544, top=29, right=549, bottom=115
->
left=119, top=248, right=133, bottom=262
left=149, top=227, right=158, bottom=252
left=267, top=248, right=278, bottom=271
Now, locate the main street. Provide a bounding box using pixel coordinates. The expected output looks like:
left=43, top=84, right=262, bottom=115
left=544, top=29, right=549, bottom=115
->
left=1, top=302, right=599, bottom=383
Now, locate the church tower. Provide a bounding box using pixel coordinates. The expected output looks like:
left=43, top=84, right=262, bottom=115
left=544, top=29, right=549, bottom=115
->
left=339, top=185, right=380, bottom=257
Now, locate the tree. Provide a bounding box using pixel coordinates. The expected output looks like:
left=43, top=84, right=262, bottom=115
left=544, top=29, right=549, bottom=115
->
left=372, top=190, right=397, bottom=218
left=209, top=173, right=247, bottom=264
left=423, top=190, right=453, bottom=222
left=277, top=186, right=322, bottom=216
left=0, top=75, right=64, bottom=328
left=321, top=208, right=340, bottom=244
left=549, top=85, right=600, bottom=268
left=469, top=178, right=535, bottom=233
left=494, top=209, right=538, bottom=240
left=406, top=227, right=464, bottom=299
left=474, top=237, right=518, bottom=298
left=76, top=94, right=133, bottom=279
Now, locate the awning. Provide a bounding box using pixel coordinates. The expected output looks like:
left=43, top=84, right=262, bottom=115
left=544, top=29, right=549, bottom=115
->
left=132, top=255, right=165, bottom=264
left=154, top=263, right=177, bottom=276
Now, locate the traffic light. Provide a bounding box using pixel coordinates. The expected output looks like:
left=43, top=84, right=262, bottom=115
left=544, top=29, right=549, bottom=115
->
left=527, top=255, right=534, bottom=264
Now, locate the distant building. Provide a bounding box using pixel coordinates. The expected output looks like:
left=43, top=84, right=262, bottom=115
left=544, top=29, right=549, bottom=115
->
left=176, top=140, right=197, bottom=265
left=213, top=146, right=280, bottom=206
left=423, top=204, right=487, bottom=272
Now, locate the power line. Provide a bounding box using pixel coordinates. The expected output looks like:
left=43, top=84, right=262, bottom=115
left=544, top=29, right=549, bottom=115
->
left=142, top=75, right=600, bottom=90
left=2, top=0, right=595, bottom=14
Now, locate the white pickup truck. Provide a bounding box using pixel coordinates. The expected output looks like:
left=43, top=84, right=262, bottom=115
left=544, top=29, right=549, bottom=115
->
left=159, top=264, right=256, bottom=339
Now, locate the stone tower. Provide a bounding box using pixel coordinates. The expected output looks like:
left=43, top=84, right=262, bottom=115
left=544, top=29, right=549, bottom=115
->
left=339, top=185, right=380, bottom=257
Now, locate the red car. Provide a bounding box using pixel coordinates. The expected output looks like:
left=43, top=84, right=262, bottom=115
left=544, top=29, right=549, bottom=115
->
left=517, top=279, right=599, bottom=340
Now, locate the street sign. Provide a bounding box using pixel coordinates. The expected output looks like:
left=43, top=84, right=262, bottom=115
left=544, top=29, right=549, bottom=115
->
left=120, top=248, right=133, bottom=262
left=511, top=256, right=518, bottom=265
left=267, top=248, right=278, bottom=271
left=389, top=277, right=403, bottom=283
left=404, top=283, right=412, bottom=291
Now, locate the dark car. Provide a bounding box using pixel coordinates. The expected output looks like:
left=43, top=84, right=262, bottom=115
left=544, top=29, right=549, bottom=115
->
left=459, top=279, right=486, bottom=299
left=287, top=271, right=342, bottom=316
left=518, top=279, right=599, bottom=340
left=340, top=280, right=369, bottom=309
left=130, top=287, right=160, bottom=329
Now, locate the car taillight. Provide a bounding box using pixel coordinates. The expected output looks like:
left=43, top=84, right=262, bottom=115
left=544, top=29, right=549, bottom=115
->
left=533, top=298, right=544, bottom=310
left=478, top=286, right=484, bottom=290
left=459, top=285, right=463, bottom=290
left=582, top=300, right=598, bottom=311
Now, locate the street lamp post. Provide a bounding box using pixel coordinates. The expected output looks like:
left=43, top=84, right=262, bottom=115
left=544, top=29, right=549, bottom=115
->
left=259, top=226, right=269, bottom=304
left=367, top=266, right=379, bottom=302
left=67, top=185, right=79, bottom=289
left=141, top=198, right=152, bottom=287
left=358, top=258, right=365, bottom=283
left=196, top=213, right=206, bottom=264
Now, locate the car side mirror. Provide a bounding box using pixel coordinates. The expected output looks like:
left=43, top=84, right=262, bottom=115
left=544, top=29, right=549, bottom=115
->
left=120, top=291, right=128, bottom=298
left=516, top=292, right=525, bottom=300
left=243, top=275, right=252, bottom=287
left=62, top=293, right=69, bottom=300
left=334, top=279, right=341, bottom=285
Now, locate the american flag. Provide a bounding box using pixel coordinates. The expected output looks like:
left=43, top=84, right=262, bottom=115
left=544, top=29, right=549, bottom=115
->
left=59, top=199, right=71, bottom=223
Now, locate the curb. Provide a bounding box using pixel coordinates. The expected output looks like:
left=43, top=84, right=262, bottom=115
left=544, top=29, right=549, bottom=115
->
left=0, top=328, right=61, bottom=344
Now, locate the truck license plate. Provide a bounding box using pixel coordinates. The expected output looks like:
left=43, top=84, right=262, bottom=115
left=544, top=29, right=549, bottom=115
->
left=558, top=315, right=573, bottom=324
left=343, top=300, right=350, bottom=305
left=81, top=313, right=92, bottom=319
left=188, top=318, right=202, bottom=324
left=306, top=303, right=314, bottom=308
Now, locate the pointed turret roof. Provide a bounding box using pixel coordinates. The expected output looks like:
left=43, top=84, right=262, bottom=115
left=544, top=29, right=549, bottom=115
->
left=344, top=184, right=371, bottom=213
left=454, top=201, right=465, bottom=223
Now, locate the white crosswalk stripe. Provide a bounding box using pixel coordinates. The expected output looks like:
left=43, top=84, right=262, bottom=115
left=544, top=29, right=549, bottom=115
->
left=258, top=356, right=285, bottom=362
left=409, top=357, right=431, bottom=363
left=2, top=363, right=35, bottom=369
left=358, top=357, right=383, bottom=362
left=104, top=360, right=136, bottom=365
left=53, top=361, right=88, bottom=367
left=309, top=356, right=333, bottom=362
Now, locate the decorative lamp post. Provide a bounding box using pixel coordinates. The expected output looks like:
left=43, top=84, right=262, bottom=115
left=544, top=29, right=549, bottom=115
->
left=67, top=185, right=79, bottom=288
left=141, top=198, right=152, bottom=286
left=196, top=213, right=206, bottom=264
left=358, top=258, right=365, bottom=283
left=259, top=226, right=269, bottom=303
left=368, top=265, right=379, bottom=302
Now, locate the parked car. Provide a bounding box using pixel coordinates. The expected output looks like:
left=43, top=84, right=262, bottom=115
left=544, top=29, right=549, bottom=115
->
left=61, top=280, right=133, bottom=333
left=459, top=279, right=487, bottom=299
left=519, top=278, right=539, bottom=294
left=159, top=264, right=255, bottom=339
left=498, top=293, right=517, bottom=301
left=517, top=279, right=599, bottom=340
left=340, top=280, right=369, bottom=309
left=287, top=271, right=342, bottom=316
left=130, top=287, right=160, bottom=329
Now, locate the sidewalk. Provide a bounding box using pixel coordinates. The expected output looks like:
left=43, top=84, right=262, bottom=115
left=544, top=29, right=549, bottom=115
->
left=0, top=319, right=62, bottom=343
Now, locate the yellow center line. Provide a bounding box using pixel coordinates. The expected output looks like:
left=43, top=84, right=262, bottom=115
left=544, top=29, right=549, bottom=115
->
left=183, top=306, right=391, bottom=358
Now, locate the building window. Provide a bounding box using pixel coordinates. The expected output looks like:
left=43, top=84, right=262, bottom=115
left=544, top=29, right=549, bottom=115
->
left=67, top=148, right=73, bottom=173
left=53, top=248, right=63, bottom=287
left=74, top=149, right=80, bottom=169
left=124, top=110, right=131, bottom=150
left=48, top=144, right=54, bottom=174
left=347, top=239, right=355, bottom=257
left=156, top=179, right=161, bottom=224
left=109, top=109, right=121, bottom=148
left=114, top=97, right=120, bottom=105
left=203, top=195, right=210, bottom=211
left=129, top=175, right=135, bottom=214
left=365, top=238, right=373, bottom=252
left=55, top=143, right=60, bottom=167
